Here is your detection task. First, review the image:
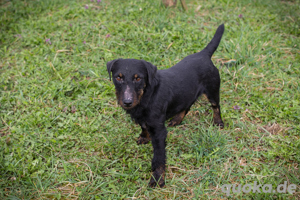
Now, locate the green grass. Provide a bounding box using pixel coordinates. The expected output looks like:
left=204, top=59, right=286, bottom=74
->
left=0, top=0, right=299, bottom=199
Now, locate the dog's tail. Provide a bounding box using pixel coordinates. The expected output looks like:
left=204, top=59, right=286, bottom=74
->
left=202, top=24, right=224, bottom=58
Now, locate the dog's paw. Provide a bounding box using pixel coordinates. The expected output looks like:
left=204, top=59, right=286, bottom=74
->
left=136, top=136, right=151, bottom=145
left=149, top=176, right=165, bottom=188
left=215, top=121, right=224, bottom=129
left=218, top=122, right=224, bottom=129
left=148, top=168, right=165, bottom=188
left=213, top=119, right=224, bottom=129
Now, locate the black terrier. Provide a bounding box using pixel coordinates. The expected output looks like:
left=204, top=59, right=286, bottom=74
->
left=107, top=24, right=225, bottom=187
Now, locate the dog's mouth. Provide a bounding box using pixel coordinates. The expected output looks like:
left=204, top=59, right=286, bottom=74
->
left=121, top=105, right=134, bottom=110
left=121, top=100, right=134, bottom=109
left=120, top=98, right=139, bottom=110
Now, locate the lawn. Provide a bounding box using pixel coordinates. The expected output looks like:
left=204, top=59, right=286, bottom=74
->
left=0, top=0, right=299, bottom=199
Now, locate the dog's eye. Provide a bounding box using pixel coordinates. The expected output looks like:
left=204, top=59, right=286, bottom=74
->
left=116, top=77, right=122, bottom=81
left=135, top=77, right=141, bottom=82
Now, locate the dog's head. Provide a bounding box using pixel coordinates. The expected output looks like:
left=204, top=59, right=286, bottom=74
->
left=107, top=59, right=157, bottom=110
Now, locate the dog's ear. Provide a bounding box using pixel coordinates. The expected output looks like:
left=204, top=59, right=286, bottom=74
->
left=143, top=60, right=157, bottom=86
left=106, top=59, right=120, bottom=81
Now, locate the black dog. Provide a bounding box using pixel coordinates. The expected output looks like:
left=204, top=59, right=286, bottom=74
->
left=107, top=24, right=225, bottom=187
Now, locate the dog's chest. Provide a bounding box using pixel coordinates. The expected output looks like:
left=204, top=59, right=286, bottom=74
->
left=127, top=106, right=148, bottom=124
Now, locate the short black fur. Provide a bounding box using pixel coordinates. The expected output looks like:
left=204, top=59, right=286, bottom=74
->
left=107, top=24, right=225, bottom=188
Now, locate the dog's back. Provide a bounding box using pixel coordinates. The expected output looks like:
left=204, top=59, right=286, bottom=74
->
left=155, top=24, right=225, bottom=119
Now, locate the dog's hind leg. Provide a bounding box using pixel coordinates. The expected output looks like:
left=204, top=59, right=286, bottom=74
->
left=137, top=123, right=151, bottom=145
left=168, top=110, right=186, bottom=127
left=211, top=104, right=224, bottom=128
left=205, top=91, right=224, bottom=128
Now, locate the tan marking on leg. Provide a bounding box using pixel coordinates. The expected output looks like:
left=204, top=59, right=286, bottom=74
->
left=137, top=128, right=151, bottom=145
left=168, top=110, right=186, bottom=127
left=212, top=106, right=224, bottom=128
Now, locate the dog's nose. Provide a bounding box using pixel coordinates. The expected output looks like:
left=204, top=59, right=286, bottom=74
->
left=123, top=99, right=133, bottom=107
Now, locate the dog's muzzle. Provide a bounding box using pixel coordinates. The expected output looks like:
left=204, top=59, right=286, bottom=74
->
left=123, top=85, right=133, bottom=108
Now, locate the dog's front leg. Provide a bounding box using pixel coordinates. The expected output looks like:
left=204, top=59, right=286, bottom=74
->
left=148, top=124, right=167, bottom=188
left=137, top=122, right=151, bottom=145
